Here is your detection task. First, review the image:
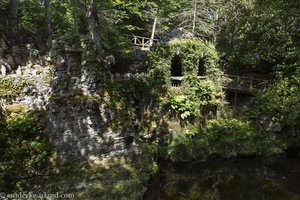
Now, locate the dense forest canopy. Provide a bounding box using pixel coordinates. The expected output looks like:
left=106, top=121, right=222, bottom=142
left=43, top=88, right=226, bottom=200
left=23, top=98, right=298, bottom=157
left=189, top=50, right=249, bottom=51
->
left=0, top=0, right=298, bottom=69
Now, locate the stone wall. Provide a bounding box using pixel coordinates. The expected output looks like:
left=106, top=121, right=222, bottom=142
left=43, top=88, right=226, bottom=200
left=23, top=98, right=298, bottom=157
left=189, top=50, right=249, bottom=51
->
left=48, top=50, right=134, bottom=164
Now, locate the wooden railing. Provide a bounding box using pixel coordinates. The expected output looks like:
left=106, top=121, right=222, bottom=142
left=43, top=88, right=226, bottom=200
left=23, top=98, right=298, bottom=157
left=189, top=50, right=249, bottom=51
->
left=222, top=74, right=268, bottom=94
left=132, top=36, right=158, bottom=49
left=170, top=75, right=268, bottom=95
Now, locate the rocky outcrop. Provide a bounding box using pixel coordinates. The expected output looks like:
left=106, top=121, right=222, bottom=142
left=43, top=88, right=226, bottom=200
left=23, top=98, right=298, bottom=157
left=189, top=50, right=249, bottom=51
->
left=0, top=63, right=52, bottom=111
left=0, top=30, right=51, bottom=74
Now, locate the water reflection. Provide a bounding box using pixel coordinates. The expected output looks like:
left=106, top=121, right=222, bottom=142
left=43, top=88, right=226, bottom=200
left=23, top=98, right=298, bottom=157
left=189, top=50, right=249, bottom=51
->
left=144, top=156, right=300, bottom=200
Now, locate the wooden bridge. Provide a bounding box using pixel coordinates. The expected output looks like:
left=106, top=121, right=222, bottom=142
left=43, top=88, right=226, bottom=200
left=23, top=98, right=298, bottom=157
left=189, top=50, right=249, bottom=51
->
left=131, top=36, right=158, bottom=50
left=171, top=74, right=268, bottom=95
left=221, top=74, right=268, bottom=95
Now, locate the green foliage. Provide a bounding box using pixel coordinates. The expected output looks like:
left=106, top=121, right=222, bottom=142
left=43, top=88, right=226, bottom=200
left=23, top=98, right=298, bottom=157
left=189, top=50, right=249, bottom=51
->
left=175, top=0, right=218, bottom=39
left=0, top=110, right=50, bottom=191
left=19, top=0, right=44, bottom=31
left=218, top=0, right=300, bottom=70
left=166, top=95, right=195, bottom=120
left=104, top=79, right=138, bottom=132
left=0, top=0, right=9, bottom=29
left=183, top=128, right=199, bottom=138
left=0, top=77, right=28, bottom=101
left=103, top=73, right=169, bottom=141
left=248, top=65, right=300, bottom=133
left=148, top=39, right=220, bottom=84
left=51, top=0, right=78, bottom=37
left=168, top=118, right=286, bottom=162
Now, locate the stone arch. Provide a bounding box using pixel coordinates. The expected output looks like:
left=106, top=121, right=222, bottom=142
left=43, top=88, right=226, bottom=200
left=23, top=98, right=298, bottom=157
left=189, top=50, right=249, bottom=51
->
left=171, top=55, right=183, bottom=76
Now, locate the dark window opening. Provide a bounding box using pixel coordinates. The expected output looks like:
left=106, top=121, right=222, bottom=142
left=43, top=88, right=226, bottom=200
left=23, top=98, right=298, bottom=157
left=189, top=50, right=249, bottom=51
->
left=171, top=55, right=183, bottom=76
left=198, top=59, right=206, bottom=76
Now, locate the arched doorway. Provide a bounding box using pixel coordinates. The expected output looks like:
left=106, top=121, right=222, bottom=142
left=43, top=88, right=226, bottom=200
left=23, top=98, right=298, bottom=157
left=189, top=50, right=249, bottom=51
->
left=171, top=55, right=183, bottom=87
left=198, top=59, right=206, bottom=76
left=171, top=55, right=183, bottom=76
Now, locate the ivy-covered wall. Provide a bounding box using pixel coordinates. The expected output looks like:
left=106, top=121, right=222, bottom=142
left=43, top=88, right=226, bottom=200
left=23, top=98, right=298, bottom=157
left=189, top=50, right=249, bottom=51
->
left=146, top=39, right=224, bottom=126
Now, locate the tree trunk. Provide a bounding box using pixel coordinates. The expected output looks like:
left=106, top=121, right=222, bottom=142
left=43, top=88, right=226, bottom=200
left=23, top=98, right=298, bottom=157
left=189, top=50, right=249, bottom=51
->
left=8, top=0, right=20, bottom=31
left=192, top=0, right=197, bottom=35
left=45, top=0, right=51, bottom=46
left=150, top=14, right=158, bottom=46
left=84, top=1, right=104, bottom=56
left=73, top=0, right=79, bottom=34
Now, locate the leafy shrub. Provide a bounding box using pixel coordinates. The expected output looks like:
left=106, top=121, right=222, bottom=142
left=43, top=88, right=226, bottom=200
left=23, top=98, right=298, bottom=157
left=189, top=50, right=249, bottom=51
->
left=248, top=66, right=300, bottom=132
left=168, top=118, right=286, bottom=162
left=0, top=111, right=50, bottom=191
left=165, top=79, right=223, bottom=126
left=166, top=95, right=195, bottom=120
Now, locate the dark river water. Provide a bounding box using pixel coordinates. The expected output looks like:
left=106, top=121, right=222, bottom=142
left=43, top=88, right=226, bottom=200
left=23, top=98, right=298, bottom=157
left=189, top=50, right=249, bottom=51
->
left=144, top=154, right=300, bottom=200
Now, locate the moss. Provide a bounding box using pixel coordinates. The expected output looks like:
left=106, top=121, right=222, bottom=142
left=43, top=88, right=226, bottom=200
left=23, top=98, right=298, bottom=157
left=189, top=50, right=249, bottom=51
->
left=49, top=95, right=100, bottom=105
left=0, top=77, right=28, bottom=100
left=5, top=104, right=29, bottom=114
left=104, top=79, right=139, bottom=132
left=41, top=73, right=53, bottom=84
left=74, top=94, right=100, bottom=104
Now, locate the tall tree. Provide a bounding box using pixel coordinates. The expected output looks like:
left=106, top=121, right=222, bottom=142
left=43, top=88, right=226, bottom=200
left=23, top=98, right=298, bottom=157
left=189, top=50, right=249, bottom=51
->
left=175, top=0, right=217, bottom=39
left=72, top=0, right=79, bottom=34
left=78, top=0, right=104, bottom=56
left=8, top=0, right=20, bottom=31
left=44, top=0, right=51, bottom=46
left=145, top=0, right=185, bottom=39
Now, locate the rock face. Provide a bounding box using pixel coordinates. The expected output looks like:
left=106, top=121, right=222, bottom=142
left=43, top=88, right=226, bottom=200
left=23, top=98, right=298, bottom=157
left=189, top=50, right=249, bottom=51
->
left=48, top=50, right=134, bottom=164
left=159, top=28, right=196, bottom=44
left=0, top=31, right=49, bottom=73
left=0, top=61, right=52, bottom=112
